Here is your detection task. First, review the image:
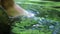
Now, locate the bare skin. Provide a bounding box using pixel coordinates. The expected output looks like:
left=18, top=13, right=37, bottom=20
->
left=6, top=4, right=29, bottom=17
left=1, top=0, right=30, bottom=17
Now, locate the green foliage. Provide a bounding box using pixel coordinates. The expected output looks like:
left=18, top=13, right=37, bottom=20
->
left=0, top=7, right=9, bottom=24
left=12, top=0, right=60, bottom=34
left=0, top=0, right=60, bottom=34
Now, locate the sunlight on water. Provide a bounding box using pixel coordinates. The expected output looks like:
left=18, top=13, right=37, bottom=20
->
left=27, top=12, right=35, bottom=17
left=24, top=10, right=35, bottom=18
